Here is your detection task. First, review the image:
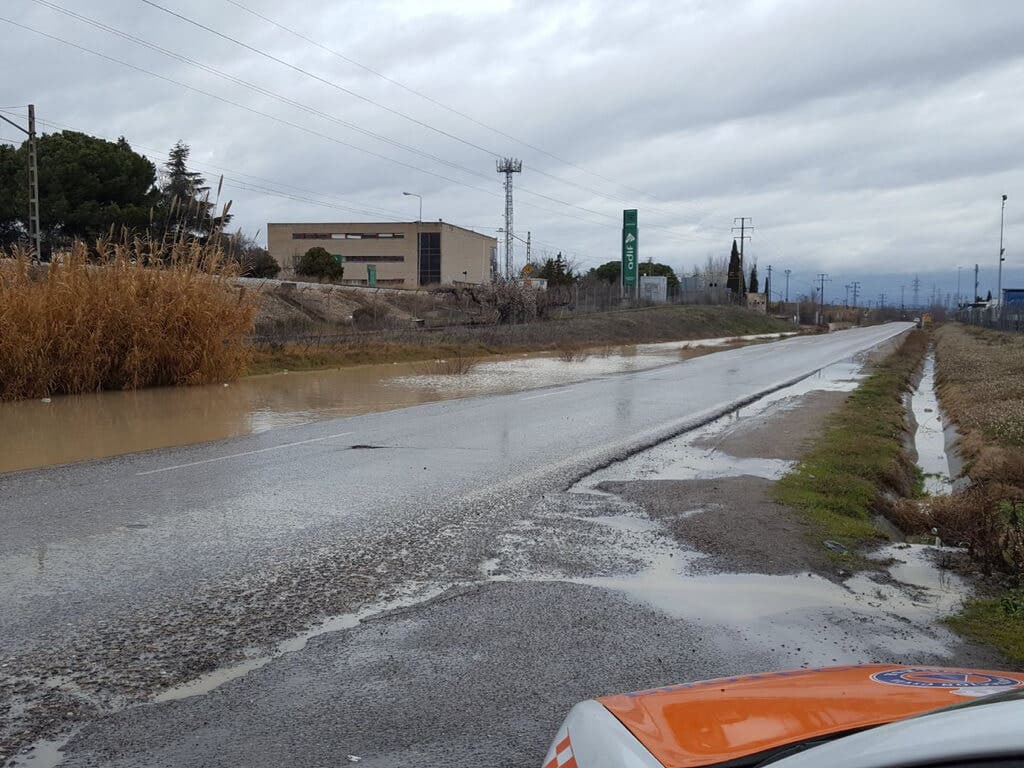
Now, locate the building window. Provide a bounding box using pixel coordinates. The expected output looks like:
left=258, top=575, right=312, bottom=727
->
left=418, top=231, right=441, bottom=285
left=291, top=232, right=405, bottom=240
left=343, top=255, right=405, bottom=263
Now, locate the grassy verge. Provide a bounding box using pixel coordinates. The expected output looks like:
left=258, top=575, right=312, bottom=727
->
left=774, top=330, right=928, bottom=562
left=248, top=305, right=795, bottom=375
left=946, top=590, right=1024, bottom=664
left=929, top=324, right=1024, bottom=664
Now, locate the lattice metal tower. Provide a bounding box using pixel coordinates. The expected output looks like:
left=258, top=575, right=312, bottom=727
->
left=496, top=157, right=522, bottom=279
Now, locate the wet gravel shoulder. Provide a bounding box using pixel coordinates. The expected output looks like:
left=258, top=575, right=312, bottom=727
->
left=601, top=476, right=833, bottom=576
left=57, top=581, right=771, bottom=768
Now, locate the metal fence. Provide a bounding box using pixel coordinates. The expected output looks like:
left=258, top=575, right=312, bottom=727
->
left=957, top=305, right=1024, bottom=332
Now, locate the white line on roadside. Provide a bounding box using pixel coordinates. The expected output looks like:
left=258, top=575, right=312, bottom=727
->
left=136, top=432, right=354, bottom=476
left=519, top=390, right=571, bottom=401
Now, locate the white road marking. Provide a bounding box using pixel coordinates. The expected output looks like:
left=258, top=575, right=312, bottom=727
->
left=136, top=432, right=353, bottom=476
left=519, top=390, right=571, bottom=401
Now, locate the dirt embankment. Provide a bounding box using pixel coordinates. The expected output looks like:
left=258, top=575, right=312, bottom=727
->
left=247, top=298, right=796, bottom=375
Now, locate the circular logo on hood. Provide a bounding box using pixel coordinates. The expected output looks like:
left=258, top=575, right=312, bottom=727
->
left=872, top=668, right=1022, bottom=690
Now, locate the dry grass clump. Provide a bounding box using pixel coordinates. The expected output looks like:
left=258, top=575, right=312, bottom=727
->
left=415, top=352, right=479, bottom=376
left=931, top=323, right=1024, bottom=581
left=556, top=342, right=589, bottom=362
left=0, top=240, right=257, bottom=400
left=936, top=324, right=1024, bottom=452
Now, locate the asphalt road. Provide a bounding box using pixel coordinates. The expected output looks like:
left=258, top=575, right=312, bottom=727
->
left=0, top=322, right=917, bottom=765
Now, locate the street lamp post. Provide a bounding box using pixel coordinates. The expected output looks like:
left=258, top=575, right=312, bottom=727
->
left=998, top=194, right=1008, bottom=308
left=402, top=192, right=422, bottom=287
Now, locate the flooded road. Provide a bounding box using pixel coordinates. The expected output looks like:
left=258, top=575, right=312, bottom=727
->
left=0, top=333, right=792, bottom=474
left=2, top=324, right=919, bottom=766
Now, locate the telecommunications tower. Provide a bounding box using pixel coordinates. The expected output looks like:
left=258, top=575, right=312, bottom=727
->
left=497, top=157, right=522, bottom=279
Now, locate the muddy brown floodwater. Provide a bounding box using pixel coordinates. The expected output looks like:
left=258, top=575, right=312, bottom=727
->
left=0, top=334, right=794, bottom=474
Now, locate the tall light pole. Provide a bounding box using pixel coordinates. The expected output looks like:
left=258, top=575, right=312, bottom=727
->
left=997, top=194, right=1008, bottom=307
left=402, top=192, right=422, bottom=286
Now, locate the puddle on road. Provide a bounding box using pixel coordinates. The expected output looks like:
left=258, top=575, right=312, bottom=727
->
left=0, top=333, right=793, bottom=474
left=910, top=352, right=955, bottom=495
left=540, top=354, right=970, bottom=665
left=572, top=358, right=865, bottom=492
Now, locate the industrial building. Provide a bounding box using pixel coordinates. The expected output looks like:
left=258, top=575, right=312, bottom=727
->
left=267, top=221, right=498, bottom=287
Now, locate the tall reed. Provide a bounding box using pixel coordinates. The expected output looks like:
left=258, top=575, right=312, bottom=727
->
left=0, top=239, right=257, bottom=400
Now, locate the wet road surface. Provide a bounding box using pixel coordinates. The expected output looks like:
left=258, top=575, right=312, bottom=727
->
left=1, top=323, right=931, bottom=765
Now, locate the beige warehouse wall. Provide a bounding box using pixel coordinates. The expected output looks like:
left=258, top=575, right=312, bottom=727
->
left=267, top=222, right=496, bottom=286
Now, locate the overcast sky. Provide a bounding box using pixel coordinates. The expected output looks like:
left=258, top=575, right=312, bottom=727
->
left=3, top=0, right=1023, bottom=302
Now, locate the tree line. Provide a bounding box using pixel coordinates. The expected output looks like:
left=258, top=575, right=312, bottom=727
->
left=0, top=130, right=279, bottom=277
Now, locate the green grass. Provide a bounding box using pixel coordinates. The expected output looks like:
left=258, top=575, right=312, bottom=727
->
left=946, top=591, right=1024, bottom=664
left=775, top=330, right=928, bottom=556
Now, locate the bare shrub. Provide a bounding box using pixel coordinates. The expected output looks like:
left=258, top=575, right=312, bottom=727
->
left=351, top=303, right=392, bottom=330
left=556, top=342, right=589, bottom=362
left=0, top=239, right=257, bottom=400
left=416, top=352, right=479, bottom=376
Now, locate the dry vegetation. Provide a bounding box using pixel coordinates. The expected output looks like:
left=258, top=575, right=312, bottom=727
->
left=892, top=323, right=1024, bottom=663
left=414, top=352, right=480, bottom=376
left=891, top=325, right=1024, bottom=578
left=0, top=240, right=257, bottom=401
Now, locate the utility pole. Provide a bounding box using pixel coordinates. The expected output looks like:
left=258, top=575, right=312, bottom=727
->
left=0, top=104, right=41, bottom=259
left=900, top=285, right=905, bottom=311
left=496, top=157, right=522, bottom=279
left=784, top=268, right=791, bottom=302
left=816, top=273, right=831, bottom=325
left=912, top=274, right=921, bottom=309
left=956, top=266, right=963, bottom=307
left=526, top=231, right=531, bottom=269
left=974, top=263, right=980, bottom=303
left=878, top=291, right=886, bottom=309
left=765, top=264, right=772, bottom=303
left=732, top=217, right=753, bottom=288
left=850, top=280, right=861, bottom=308
left=844, top=283, right=850, bottom=308
left=999, top=193, right=1007, bottom=309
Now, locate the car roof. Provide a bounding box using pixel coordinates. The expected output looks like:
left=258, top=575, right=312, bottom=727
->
left=598, top=665, right=1024, bottom=768
left=767, top=691, right=1024, bottom=768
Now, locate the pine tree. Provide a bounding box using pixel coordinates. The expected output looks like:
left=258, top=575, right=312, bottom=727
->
left=724, top=240, right=741, bottom=294
left=749, top=263, right=759, bottom=293
left=156, top=141, right=230, bottom=241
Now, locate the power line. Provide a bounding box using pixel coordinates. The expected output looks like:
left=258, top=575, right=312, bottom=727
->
left=5, top=13, right=718, bottom=246
left=4, top=11, right=727, bottom=250
left=10, top=112, right=435, bottom=224
left=0, top=17, right=634, bottom=238
left=130, top=1, right=725, bottom=239
left=220, top=0, right=728, bottom=225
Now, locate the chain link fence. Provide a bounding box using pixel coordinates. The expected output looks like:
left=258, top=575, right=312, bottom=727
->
left=957, top=305, right=1024, bottom=332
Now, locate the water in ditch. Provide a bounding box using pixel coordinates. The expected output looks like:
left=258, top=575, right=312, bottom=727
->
left=910, top=352, right=955, bottom=495
left=0, top=333, right=793, bottom=474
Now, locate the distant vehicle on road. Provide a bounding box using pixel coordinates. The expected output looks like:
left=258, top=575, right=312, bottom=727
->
left=543, top=665, right=1024, bottom=768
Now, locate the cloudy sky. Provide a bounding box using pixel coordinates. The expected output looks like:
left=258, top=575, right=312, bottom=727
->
left=3, top=0, right=1023, bottom=303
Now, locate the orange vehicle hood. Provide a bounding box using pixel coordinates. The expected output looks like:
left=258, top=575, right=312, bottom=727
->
left=599, top=665, right=1024, bottom=768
